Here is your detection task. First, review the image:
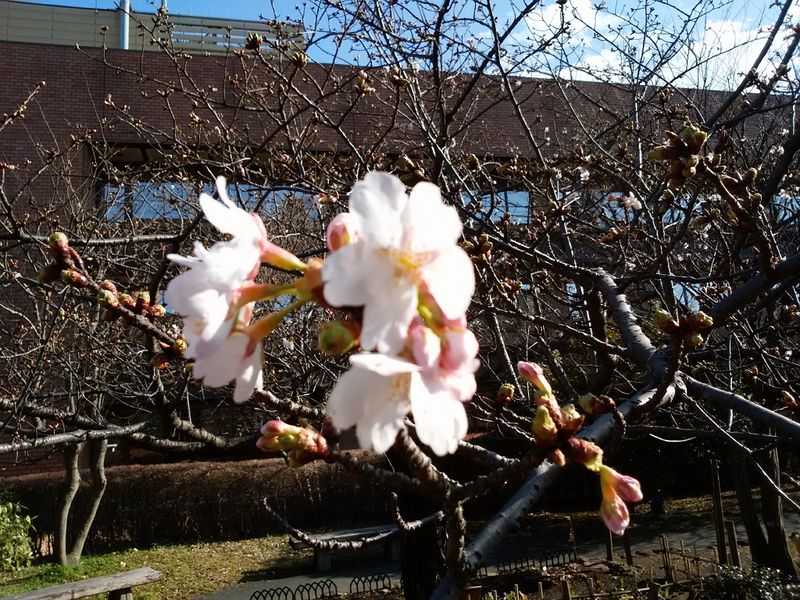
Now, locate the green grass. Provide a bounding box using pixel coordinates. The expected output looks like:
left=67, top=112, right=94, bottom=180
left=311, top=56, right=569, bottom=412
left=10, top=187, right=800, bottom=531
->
left=0, top=535, right=302, bottom=599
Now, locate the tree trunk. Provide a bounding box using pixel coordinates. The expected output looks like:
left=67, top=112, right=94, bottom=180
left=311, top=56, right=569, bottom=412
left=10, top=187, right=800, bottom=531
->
left=758, top=447, right=798, bottom=575
left=729, top=447, right=769, bottom=560
left=401, top=520, right=445, bottom=600
left=54, top=439, right=108, bottom=567
left=56, top=443, right=83, bottom=566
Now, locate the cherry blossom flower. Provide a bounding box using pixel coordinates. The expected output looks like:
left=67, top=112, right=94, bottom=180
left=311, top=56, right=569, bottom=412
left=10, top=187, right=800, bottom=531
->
left=166, top=176, right=283, bottom=402
left=166, top=242, right=255, bottom=360
left=326, top=322, right=478, bottom=456
left=166, top=177, right=270, bottom=357
left=322, top=172, right=474, bottom=354
left=192, top=330, right=263, bottom=404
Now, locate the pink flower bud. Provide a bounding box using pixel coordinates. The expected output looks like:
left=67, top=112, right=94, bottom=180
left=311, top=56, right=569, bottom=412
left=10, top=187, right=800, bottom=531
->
left=257, top=420, right=328, bottom=460
left=600, top=465, right=643, bottom=503
left=326, top=213, right=361, bottom=252
left=532, top=405, right=558, bottom=447
left=518, top=361, right=553, bottom=398
left=600, top=492, right=630, bottom=536
left=261, top=242, right=307, bottom=272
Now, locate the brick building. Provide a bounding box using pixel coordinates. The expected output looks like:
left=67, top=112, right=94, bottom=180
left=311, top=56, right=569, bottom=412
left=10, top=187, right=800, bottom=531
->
left=1, top=1, right=791, bottom=477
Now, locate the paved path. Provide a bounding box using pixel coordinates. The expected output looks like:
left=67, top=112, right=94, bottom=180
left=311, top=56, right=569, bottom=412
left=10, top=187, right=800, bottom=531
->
left=198, top=559, right=402, bottom=600
left=197, top=509, right=800, bottom=599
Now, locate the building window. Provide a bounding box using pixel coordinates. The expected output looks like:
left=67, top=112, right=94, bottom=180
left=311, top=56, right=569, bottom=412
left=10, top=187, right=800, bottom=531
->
left=102, top=180, right=319, bottom=224
left=463, top=189, right=531, bottom=223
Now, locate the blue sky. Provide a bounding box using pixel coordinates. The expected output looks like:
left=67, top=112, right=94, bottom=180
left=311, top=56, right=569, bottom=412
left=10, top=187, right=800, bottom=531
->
left=17, top=0, right=799, bottom=90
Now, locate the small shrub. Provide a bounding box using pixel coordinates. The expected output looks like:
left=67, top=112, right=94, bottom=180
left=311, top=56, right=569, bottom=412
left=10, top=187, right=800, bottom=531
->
left=702, top=566, right=797, bottom=600
left=0, top=497, right=34, bottom=572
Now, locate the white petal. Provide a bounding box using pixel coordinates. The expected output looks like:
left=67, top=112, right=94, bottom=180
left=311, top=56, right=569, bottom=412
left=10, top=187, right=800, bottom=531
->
left=441, top=329, right=479, bottom=372
left=360, top=279, right=418, bottom=354
left=194, top=334, right=249, bottom=387
left=215, top=175, right=234, bottom=208
left=321, top=243, right=374, bottom=307
left=327, top=366, right=377, bottom=431
left=200, top=192, right=261, bottom=241
left=422, top=248, right=475, bottom=318
left=233, top=343, right=263, bottom=404
left=328, top=361, right=413, bottom=453
left=403, top=182, right=462, bottom=251
left=410, top=376, right=467, bottom=456
left=348, top=172, right=406, bottom=248
left=356, top=398, right=411, bottom=454
left=349, top=353, right=420, bottom=376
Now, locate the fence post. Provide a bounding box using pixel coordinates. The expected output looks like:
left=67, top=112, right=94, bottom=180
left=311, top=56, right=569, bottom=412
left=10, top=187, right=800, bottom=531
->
left=680, top=539, right=690, bottom=580
left=647, top=583, right=661, bottom=600
left=538, top=581, right=544, bottom=600
left=724, top=520, right=741, bottom=567
left=623, top=530, right=633, bottom=566
left=606, top=529, right=615, bottom=561
left=710, top=459, right=727, bottom=565
left=660, top=534, right=674, bottom=582
left=561, top=579, right=572, bottom=600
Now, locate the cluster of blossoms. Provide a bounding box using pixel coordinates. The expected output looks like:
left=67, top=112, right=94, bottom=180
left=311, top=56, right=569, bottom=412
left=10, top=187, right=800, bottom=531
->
left=322, top=173, right=478, bottom=456
left=517, top=361, right=642, bottom=536
left=167, top=172, right=477, bottom=456
left=165, top=176, right=308, bottom=403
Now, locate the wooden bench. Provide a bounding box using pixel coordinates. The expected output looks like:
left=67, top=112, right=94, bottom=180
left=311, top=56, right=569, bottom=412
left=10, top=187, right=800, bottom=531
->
left=5, top=567, right=163, bottom=600
left=290, top=525, right=401, bottom=571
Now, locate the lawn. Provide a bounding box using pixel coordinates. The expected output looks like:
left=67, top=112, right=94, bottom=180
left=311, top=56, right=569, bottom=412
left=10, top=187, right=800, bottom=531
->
left=0, top=535, right=300, bottom=599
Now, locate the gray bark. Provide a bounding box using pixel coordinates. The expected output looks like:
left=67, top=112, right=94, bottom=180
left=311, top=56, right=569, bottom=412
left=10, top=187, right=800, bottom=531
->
left=54, top=439, right=108, bottom=567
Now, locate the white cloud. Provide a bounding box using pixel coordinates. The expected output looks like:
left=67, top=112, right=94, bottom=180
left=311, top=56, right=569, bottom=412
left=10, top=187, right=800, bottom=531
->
left=507, top=0, right=799, bottom=90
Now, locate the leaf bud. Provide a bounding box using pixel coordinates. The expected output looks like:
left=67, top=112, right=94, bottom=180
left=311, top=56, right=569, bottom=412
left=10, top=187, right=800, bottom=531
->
left=688, top=311, right=714, bottom=330
left=318, top=319, right=360, bottom=355
left=653, top=308, right=680, bottom=334
left=565, top=438, right=604, bottom=472
left=97, top=289, right=119, bottom=308
left=60, top=269, right=88, bottom=287
left=496, top=383, right=515, bottom=407
left=532, top=405, right=558, bottom=447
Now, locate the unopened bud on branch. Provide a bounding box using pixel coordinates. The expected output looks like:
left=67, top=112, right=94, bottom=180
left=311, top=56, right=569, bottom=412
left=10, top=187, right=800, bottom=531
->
left=518, top=361, right=553, bottom=398
left=560, top=404, right=584, bottom=438
left=60, top=269, right=88, bottom=287
left=496, top=383, right=515, bottom=407
left=97, top=289, right=119, bottom=308
left=578, top=393, right=616, bottom=415
left=653, top=308, right=680, bottom=334
left=318, top=319, right=360, bottom=355
left=565, top=438, right=604, bottom=472
left=532, top=405, right=558, bottom=447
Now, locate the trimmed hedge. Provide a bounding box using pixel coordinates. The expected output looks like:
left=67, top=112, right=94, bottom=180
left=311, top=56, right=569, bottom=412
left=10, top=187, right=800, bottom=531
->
left=6, top=456, right=392, bottom=553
